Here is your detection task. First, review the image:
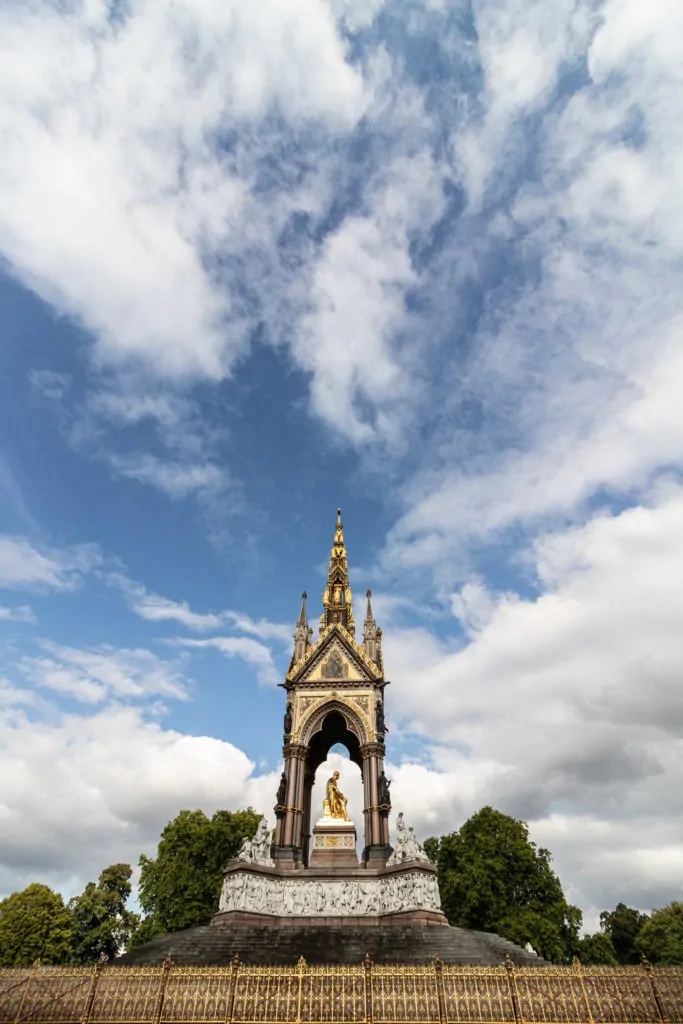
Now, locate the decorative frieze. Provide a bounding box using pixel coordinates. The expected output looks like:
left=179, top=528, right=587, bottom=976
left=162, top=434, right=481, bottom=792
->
left=218, top=868, right=441, bottom=917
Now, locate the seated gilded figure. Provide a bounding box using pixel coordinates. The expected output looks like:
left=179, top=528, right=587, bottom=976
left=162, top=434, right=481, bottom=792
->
left=323, top=770, right=350, bottom=821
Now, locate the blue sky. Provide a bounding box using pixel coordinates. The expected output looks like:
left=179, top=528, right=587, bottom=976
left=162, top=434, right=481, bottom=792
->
left=1, top=0, right=683, bottom=932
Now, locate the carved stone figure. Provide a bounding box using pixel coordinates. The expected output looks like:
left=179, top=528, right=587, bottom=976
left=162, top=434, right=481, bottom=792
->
left=375, top=702, right=386, bottom=736
left=236, top=819, right=273, bottom=866
left=323, top=771, right=350, bottom=821
left=275, top=772, right=287, bottom=807
left=387, top=812, right=429, bottom=865
left=283, top=705, right=293, bottom=735
left=378, top=770, right=391, bottom=807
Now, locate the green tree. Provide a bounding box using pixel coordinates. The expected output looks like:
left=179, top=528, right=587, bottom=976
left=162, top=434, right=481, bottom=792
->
left=423, top=837, right=439, bottom=864
left=0, top=883, right=73, bottom=966
left=636, top=902, right=683, bottom=965
left=434, top=806, right=582, bottom=963
left=599, top=903, right=649, bottom=964
left=575, top=932, right=618, bottom=965
left=69, top=863, right=139, bottom=963
left=138, top=808, right=261, bottom=933
left=127, top=915, right=166, bottom=950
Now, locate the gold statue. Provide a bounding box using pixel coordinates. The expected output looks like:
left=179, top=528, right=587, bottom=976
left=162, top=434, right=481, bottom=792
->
left=323, top=771, right=350, bottom=821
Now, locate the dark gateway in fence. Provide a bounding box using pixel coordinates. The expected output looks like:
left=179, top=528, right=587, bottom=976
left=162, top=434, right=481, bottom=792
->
left=1, top=956, right=683, bottom=1024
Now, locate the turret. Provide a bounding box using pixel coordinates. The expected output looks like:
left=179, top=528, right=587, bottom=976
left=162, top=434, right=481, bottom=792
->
left=363, top=590, right=379, bottom=664
left=291, top=591, right=312, bottom=666
left=320, top=508, right=355, bottom=635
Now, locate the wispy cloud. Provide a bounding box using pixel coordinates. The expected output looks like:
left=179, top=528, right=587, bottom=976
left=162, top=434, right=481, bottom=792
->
left=174, top=636, right=280, bottom=686
left=0, top=536, right=100, bottom=592
left=20, top=640, right=188, bottom=705
left=0, top=605, right=36, bottom=624
left=110, top=574, right=290, bottom=643
left=108, top=454, right=228, bottom=500
left=0, top=0, right=365, bottom=381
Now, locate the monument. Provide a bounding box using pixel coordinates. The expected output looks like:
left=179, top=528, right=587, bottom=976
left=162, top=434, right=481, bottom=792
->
left=214, top=508, right=445, bottom=928
left=120, top=510, right=543, bottom=964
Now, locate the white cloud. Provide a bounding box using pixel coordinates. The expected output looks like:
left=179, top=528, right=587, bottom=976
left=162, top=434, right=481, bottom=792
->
left=294, top=149, right=445, bottom=444
left=382, top=487, right=683, bottom=922
left=0, top=702, right=278, bottom=900
left=175, top=636, right=280, bottom=686
left=108, top=453, right=228, bottom=499
left=455, top=0, right=595, bottom=204
left=0, top=536, right=100, bottom=592
left=379, top=0, right=683, bottom=573
left=111, top=574, right=291, bottom=642
left=20, top=641, right=188, bottom=705
left=0, top=0, right=365, bottom=382
left=0, top=605, right=36, bottom=624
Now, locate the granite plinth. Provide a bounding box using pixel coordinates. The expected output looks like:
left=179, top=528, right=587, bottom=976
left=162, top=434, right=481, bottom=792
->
left=309, top=817, right=358, bottom=868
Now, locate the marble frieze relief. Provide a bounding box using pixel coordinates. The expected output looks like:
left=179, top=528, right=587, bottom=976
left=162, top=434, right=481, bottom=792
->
left=218, top=869, right=441, bottom=917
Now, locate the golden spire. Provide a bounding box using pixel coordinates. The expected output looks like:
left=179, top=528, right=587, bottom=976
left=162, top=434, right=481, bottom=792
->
left=320, top=508, right=355, bottom=635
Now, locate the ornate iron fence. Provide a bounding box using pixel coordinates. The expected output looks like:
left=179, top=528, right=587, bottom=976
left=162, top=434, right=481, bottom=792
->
left=1, top=955, right=681, bottom=1024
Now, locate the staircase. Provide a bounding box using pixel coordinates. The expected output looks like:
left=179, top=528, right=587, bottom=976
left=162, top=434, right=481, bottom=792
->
left=118, top=924, right=545, bottom=966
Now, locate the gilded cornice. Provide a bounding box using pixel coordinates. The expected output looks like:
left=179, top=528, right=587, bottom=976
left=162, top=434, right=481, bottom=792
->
left=285, top=622, right=382, bottom=683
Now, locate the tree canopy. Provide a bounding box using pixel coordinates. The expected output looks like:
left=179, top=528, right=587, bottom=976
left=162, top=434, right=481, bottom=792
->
left=137, top=807, right=261, bottom=934
left=69, top=863, right=139, bottom=963
left=599, top=902, right=650, bottom=964
left=431, top=806, right=582, bottom=962
left=0, top=883, right=74, bottom=967
left=575, top=931, right=618, bottom=965
left=636, top=902, right=683, bottom=965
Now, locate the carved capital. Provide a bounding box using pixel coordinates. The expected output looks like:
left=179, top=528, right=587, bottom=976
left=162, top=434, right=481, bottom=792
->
left=283, top=743, right=308, bottom=760
left=360, top=742, right=385, bottom=758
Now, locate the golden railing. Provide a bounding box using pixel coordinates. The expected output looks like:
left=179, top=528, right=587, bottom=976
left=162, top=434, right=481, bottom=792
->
left=1, top=955, right=682, bottom=1024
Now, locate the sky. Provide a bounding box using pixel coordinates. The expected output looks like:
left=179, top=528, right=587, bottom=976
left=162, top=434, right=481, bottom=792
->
left=1, top=0, right=682, bottom=936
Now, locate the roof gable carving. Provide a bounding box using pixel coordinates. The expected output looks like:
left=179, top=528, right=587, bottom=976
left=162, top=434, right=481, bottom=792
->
left=286, top=622, right=381, bottom=684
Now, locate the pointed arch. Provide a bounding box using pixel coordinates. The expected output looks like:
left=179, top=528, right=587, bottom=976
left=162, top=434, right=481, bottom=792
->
left=300, top=697, right=368, bottom=748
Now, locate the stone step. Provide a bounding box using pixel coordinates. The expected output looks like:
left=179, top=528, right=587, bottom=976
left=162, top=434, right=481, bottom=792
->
left=118, top=925, right=546, bottom=967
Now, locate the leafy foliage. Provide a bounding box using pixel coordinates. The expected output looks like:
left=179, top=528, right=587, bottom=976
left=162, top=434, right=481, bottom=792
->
left=433, top=806, right=582, bottom=963
left=423, top=837, right=439, bottom=864
left=69, top=863, right=139, bottom=963
left=127, top=914, right=166, bottom=949
left=576, top=931, right=618, bottom=965
left=636, top=902, right=683, bottom=965
left=0, top=883, right=74, bottom=966
left=138, top=808, right=261, bottom=933
left=599, top=902, right=650, bottom=964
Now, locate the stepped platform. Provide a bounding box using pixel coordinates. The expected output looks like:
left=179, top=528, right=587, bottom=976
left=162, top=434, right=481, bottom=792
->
left=118, top=923, right=545, bottom=966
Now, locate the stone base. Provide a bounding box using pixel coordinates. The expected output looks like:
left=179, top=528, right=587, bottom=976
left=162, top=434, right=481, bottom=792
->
left=217, top=859, right=447, bottom=925
left=309, top=818, right=358, bottom=868
left=213, top=909, right=446, bottom=927
left=118, top=923, right=548, bottom=966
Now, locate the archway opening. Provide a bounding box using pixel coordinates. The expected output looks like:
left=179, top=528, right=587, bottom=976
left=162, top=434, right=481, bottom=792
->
left=307, top=710, right=362, bottom=773
left=304, top=711, right=364, bottom=865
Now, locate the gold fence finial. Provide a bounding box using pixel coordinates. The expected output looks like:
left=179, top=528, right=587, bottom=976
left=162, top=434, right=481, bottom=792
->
left=641, top=953, right=653, bottom=972
left=504, top=953, right=514, bottom=972
left=232, top=953, right=240, bottom=966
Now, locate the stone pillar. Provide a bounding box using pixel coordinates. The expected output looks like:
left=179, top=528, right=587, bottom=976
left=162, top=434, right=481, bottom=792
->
left=300, top=769, right=314, bottom=867
left=274, top=744, right=307, bottom=862
left=361, top=742, right=392, bottom=863
left=292, top=752, right=307, bottom=859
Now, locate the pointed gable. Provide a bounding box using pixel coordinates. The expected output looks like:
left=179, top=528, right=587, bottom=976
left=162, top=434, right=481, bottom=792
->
left=287, top=622, right=381, bottom=684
